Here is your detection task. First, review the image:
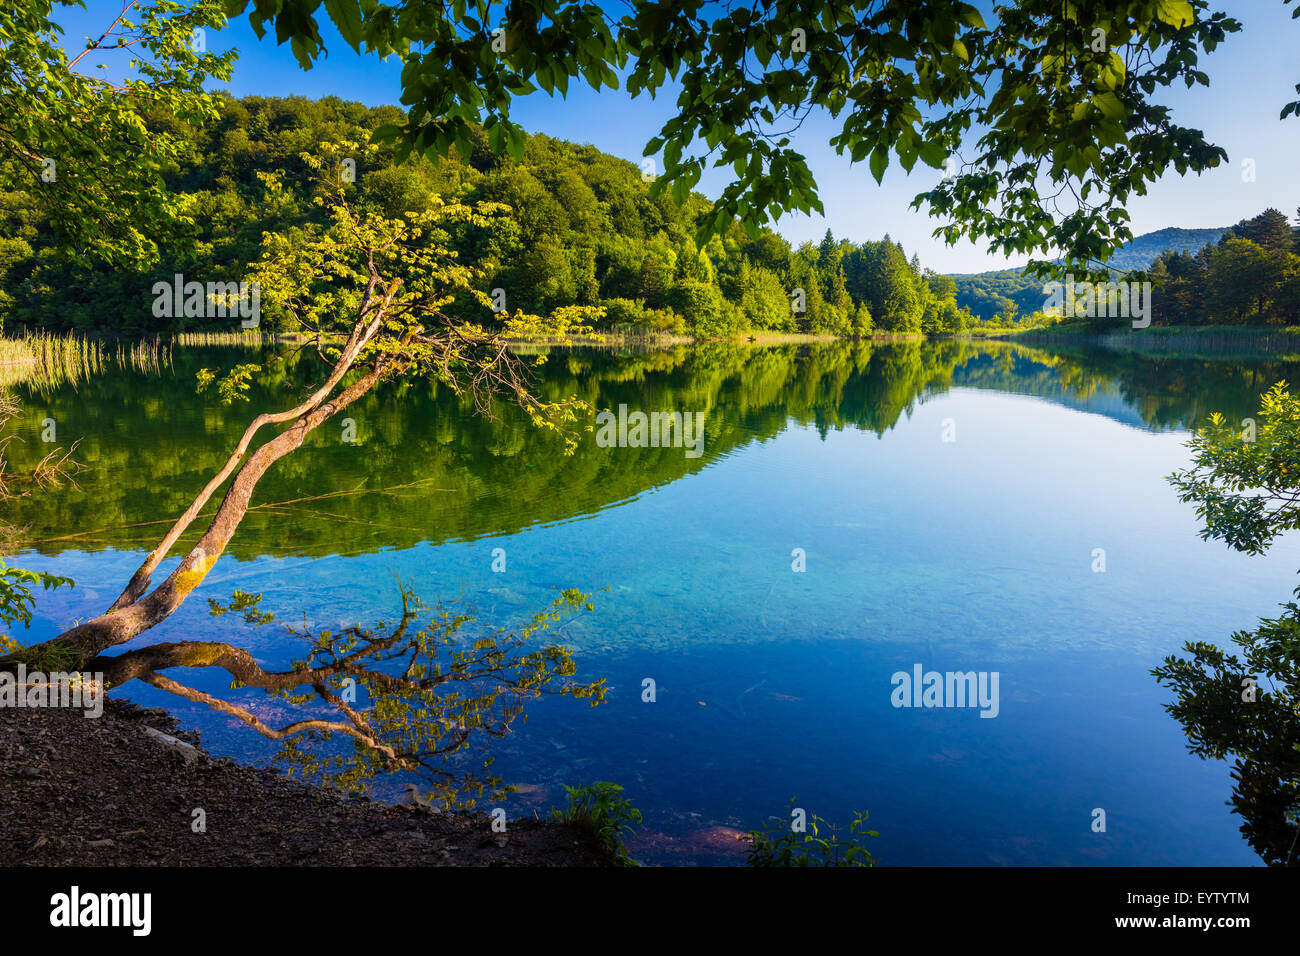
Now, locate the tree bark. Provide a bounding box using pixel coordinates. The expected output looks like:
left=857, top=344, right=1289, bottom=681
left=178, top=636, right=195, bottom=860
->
left=51, top=363, right=387, bottom=661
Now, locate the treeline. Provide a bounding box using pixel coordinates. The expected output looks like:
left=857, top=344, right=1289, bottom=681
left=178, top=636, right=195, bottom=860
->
left=953, top=209, right=1300, bottom=329
left=949, top=268, right=1044, bottom=322
left=1146, top=209, right=1300, bottom=326
left=0, top=95, right=974, bottom=338
left=949, top=226, right=1236, bottom=323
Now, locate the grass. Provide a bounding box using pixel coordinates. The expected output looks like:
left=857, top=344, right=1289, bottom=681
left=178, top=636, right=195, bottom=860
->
left=0, top=389, right=20, bottom=503
left=4, top=637, right=83, bottom=672
left=172, top=330, right=279, bottom=347
left=1001, top=322, right=1300, bottom=355
left=0, top=329, right=288, bottom=391
left=0, top=384, right=79, bottom=556
left=0, top=332, right=174, bottom=390
left=550, top=781, right=642, bottom=866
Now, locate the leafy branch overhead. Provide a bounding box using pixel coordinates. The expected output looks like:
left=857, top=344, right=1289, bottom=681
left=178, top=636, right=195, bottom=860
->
left=227, top=0, right=1265, bottom=277
left=0, top=0, right=236, bottom=267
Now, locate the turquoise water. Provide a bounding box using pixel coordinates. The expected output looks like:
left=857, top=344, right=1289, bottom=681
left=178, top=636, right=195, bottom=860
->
left=9, top=342, right=1298, bottom=864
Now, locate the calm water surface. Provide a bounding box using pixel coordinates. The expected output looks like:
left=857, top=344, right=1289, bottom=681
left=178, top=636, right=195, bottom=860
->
left=7, top=341, right=1298, bottom=865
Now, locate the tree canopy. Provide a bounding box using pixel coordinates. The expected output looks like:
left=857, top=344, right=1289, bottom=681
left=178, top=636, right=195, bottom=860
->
left=0, top=0, right=235, bottom=268
left=223, top=0, right=1284, bottom=275
left=0, top=94, right=976, bottom=337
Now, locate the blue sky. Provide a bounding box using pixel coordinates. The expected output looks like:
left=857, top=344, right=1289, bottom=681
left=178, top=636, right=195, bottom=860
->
left=62, top=1, right=1300, bottom=273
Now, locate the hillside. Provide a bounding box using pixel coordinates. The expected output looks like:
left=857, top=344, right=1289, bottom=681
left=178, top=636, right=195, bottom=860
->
left=950, top=226, right=1228, bottom=320
left=0, top=95, right=972, bottom=338
left=1107, top=226, right=1227, bottom=270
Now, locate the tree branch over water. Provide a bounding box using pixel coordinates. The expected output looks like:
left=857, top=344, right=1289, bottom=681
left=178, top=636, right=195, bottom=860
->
left=88, top=584, right=606, bottom=807
left=1, top=146, right=593, bottom=669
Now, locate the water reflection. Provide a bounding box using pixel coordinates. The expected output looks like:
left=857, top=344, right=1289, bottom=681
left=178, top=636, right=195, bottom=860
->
left=8, top=339, right=1300, bottom=561
left=90, top=583, right=606, bottom=809
left=1152, top=588, right=1300, bottom=866
left=8, top=337, right=1300, bottom=864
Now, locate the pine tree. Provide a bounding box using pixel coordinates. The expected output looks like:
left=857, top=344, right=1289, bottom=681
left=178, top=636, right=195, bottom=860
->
left=1232, top=209, right=1294, bottom=254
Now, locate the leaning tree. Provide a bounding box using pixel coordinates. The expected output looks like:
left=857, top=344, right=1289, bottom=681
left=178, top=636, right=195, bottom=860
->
left=7, top=0, right=1300, bottom=661
left=1, top=145, right=596, bottom=668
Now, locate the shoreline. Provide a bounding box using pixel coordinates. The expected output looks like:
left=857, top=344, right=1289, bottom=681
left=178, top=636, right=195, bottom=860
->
left=969, top=324, right=1300, bottom=356
left=0, top=696, right=614, bottom=867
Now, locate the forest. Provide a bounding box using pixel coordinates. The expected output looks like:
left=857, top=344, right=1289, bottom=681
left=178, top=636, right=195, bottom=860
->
left=0, top=95, right=976, bottom=340
left=1144, top=209, right=1300, bottom=326
left=952, top=211, right=1300, bottom=328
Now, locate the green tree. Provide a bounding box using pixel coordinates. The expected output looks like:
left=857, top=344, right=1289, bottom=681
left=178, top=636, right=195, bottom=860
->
left=1203, top=239, right=1285, bottom=324
left=869, top=241, right=922, bottom=333
left=1168, top=382, right=1300, bottom=554
left=0, top=0, right=235, bottom=267
left=226, top=0, right=1262, bottom=273
left=1160, top=381, right=1300, bottom=864
left=3, top=146, right=591, bottom=667
left=738, top=260, right=793, bottom=332
left=668, top=278, right=734, bottom=336
left=1231, top=208, right=1297, bottom=254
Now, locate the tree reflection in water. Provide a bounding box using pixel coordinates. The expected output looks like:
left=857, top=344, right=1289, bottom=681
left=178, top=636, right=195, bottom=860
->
left=89, top=583, right=607, bottom=809
left=1153, top=594, right=1300, bottom=866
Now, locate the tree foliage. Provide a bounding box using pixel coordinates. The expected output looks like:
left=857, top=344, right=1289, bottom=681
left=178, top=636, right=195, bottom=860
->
left=94, top=583, right=607, bottom=809
left=0, top=95, right=974, bottom=337
left=0, top=0, right=236, bottom=267
left=224, top=0, right=1263, bottom=275
left=1146, top=210, right=1300, bottom=327
left=1160, top=380, right=1300, bottom=865
left=1169, top=381, right=1300, bottom=554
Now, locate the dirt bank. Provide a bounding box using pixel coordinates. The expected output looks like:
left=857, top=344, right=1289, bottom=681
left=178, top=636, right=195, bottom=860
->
left=0, top=698, right=613, bottom=866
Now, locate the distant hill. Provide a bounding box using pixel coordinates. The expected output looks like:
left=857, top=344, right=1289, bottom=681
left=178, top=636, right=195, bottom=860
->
left=949, top=225, right=1228, bottom=320
left=1106, top=226, right=1227, bottom=270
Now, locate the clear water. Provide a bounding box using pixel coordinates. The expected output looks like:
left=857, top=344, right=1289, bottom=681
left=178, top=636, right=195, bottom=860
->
left=8, top=340, right=1298, bottom=865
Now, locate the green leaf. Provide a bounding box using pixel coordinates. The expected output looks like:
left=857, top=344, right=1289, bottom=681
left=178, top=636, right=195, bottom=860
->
left=1156, top=0, right=1195, bottom=28
left=1092, top=92, right=1125, bottom=120
left=869, top=145, right=888, bottom=184
left=324, top=0, right=365, bottom=53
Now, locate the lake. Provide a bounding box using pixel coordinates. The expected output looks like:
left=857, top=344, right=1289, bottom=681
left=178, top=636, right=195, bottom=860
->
left=6, top=339, right=1298, bottom=865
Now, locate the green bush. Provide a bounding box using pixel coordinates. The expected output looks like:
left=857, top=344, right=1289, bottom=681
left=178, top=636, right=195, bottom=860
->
left=744, top=798, right=879, bottom=867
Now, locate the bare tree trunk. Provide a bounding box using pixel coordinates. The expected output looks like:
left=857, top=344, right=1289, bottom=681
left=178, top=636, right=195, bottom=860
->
left=108, top=278, right=401, bottom=610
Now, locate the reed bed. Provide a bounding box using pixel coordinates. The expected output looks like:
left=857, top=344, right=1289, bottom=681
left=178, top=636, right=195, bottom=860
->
left=1011, top=324, right=1300, bottom=356
left=0, top=332, right=173, bottom=390
left=173, top=329, right=278, bottom=347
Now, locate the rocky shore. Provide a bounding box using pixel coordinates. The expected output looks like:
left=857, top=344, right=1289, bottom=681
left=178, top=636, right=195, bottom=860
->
left=0, top=697, right=612, bottom=866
